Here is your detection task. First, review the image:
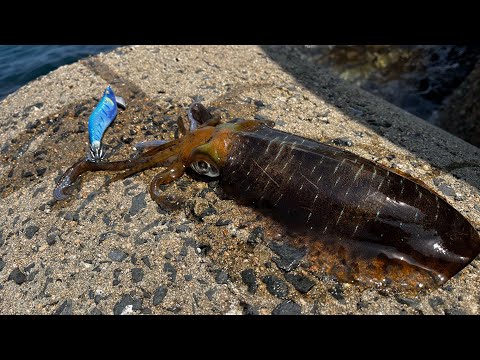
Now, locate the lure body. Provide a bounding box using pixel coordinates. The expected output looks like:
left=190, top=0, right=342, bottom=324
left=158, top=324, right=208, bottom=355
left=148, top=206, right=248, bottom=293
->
left=54, top=103, right=480, bottom=290
left=88, top=86, right=126, bottom=160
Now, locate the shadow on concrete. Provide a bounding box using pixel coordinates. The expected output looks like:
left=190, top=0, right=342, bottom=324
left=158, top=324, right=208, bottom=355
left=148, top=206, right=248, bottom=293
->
left=260, top=45, right=480, bottom=191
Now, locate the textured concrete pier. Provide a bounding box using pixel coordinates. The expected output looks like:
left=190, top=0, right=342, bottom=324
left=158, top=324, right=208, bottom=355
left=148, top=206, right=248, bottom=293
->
left=0, top=45, right=479, bottom=314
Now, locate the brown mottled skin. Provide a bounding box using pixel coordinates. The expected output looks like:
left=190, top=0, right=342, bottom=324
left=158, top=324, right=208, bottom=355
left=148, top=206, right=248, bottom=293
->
left=54, top=103, right=480, bottom=290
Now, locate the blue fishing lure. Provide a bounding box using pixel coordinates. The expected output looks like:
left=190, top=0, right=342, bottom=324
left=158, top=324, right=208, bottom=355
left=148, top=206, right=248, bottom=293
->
left=88, top=86, right=126, bottom=161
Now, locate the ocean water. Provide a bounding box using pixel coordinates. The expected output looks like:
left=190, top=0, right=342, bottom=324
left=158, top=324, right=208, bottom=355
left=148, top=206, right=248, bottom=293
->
left=0, top=45, right=119, bottom=100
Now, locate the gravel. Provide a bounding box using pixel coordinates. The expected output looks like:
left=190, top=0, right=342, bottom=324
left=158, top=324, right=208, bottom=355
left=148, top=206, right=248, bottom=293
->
left=272, top=301, right=302, bottom=315
left=284, top=273, right=314, bottom=294
left=241, top=268, right=258, bottom=294
left=54, top=300, right=73, bottom=315
left=24, top=225, right=39, bottom=239
left=262, top=275, right=289, bottom=299
left=131, top=268, right=144, bottom=283
left=108, top=249, right=128, bottom=262
left=268, top=242, right=307, bottom=272
left=153, top=286, right=168, bottom=306
left=8, top=268, right=27, bottom=285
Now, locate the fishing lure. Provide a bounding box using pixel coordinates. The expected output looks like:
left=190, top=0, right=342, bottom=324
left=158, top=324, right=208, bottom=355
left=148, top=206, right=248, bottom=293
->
left=88, top=86, right=126, bottom=161
left=53, top=102, right=480, bottom=290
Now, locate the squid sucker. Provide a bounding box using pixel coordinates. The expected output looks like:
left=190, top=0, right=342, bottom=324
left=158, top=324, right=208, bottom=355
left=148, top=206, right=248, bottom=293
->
left=53, top=102, right=480, bottom=290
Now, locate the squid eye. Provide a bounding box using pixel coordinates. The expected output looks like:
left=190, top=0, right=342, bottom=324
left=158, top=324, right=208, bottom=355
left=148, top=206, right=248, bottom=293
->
left=191, top=160, right=219, bottom=177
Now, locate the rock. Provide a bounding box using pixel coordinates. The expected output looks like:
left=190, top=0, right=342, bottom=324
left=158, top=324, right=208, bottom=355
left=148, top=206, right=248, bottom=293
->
left=131, top=268, right=144, bottom=283
left=184, top=274, right=193, bottom=281
left=108, top=249, right=128, bottom=262
left=428, top=296, right=445, bottom=309
left=36, top=168, right=47, bottom=176
left=46, top=231, right=59, bottom=246
left=112, top=268, right=122, bottom=286
left=241, top=302, right=259, bottom=315
left=54, top=300, right=73, bottom=315
left=328, top=284, right=345, bottom=303
left=0, top=258, right=4, bottom=272
left=284, top=273, right=314, bottom=293
left=63, top=212, right=79, bottom=221
left=437, top=183, right=456, bottom=197
left=247, top=227, right=264, bottom=245
left=175, top=224, right=190, bottom=233
left=163, top=262, right=177, bottom=282
left=272, top=301, right=302, bottom=315
left=254, top=100, right=265, bottom=107
left=140, top=308, right=152, bottom=315
left=89, top=308, right=103, bottom=315
left=129, top=192, right=146, bottom=216
left=262, top=275, right=289, bottom=299
left=153, top=285, right=168, bottom=306
left=268, top=241, right=306, bottom=272
left=141, top=256, right=152, bottom=269
left=215, top=270, right=229, bottom=284
left=131, top=254, right=137, bottom=265
left=445, top=308, right=468, bottom=315
left=22, top=170, right=34, bottom=178
left=113, top=294, right=142, bottom=315
left=8, top=268, right=27, bottom=285
left=215, top=219, right=232, bottom=226
left=395, top=296, right=420, bottom=308
left=205, top=289, right=215, bottom=301
left=241, top=269, right=258, bottom=294
left=25, top=225, right=39, bottom=239
left=332, top=137, right=353, bottom=147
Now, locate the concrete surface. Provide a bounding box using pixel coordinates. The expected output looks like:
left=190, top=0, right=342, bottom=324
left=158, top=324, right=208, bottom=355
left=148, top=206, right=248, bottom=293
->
left=0, top=45, right=479, bottom=315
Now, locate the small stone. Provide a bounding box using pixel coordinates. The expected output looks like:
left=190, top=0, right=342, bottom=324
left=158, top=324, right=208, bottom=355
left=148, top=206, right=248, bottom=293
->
left=108, top=249, right=128, bottom=262
left=241, top=302, right=259, bottom=315
left=272, top=301, right=302, bottom=315
left=284, top=273, right=314, bottom=294
left=131, top=254, right=137, bottom=265
left=22, top=170, right=34, bottom=178
left=428, top=296, right=444, bottom=309
left=254, top=114, right=268, bottom=121
left=36, top=168, right=47, bottom=176
left=164, top=252, right=173, bottom=260
left=395, top=296, right=419, bottom=308
left=142, top=256, right=152, bottom=269
left=262, top=275, right=289, bottom=299
left=215, top=270, right=229, bottom=284
left=163, top=262, right=177, bottom=282
left=0, top=258, right=5, bottom=272
left=433, top=178, right=444, bottom=187
left=205, top=289, right=215, bottom=301
left=175, top=224, right=190, bottom=233
left=328, top=284, right=345, bottom=303
left=46, top=232, right=58, bottom=246
left=135, top=237, right=147, bottom=245
left=90, top=308, right=103, bottom=315
left=438, top=183, right=456, bottom=197
left=140, top=308, right=152, bottom=315
left=332, top=137, right=353, bottom=147
left=129, top=192, right=146, bottom=216
left=64, top=212, right=79, bottom=222
left=215, top=219, right=232, bottom=226
left=131, top=268, right=144, bottom=283
left=241, top=269, right=258, bottom=294
left=247, top=227, right=264, bottom=245
left=153, top=285, right=168, bottom=306
left=254, top=100, right=265, bottom=107
left=54, top=300, right=73, bottom=315
left=114, top=294, right=142, bottom=315
left=268, top=241, right=307, bottom=272
left=25, top=225, right=40, bottom=239
left=8, top=268, right=27, bottom=285
left=445, top=308, right=467, bottom=315
left=184, top=274, right=193, bottom=281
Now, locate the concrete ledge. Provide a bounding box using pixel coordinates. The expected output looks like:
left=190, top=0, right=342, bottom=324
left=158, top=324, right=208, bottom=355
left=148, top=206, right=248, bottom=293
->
left=0, top=45, right=479, bottom=315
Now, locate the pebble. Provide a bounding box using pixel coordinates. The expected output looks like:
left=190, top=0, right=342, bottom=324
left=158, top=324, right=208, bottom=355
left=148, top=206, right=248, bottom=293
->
left=54, top=300, right=73, bottom=315
left=141, top=256, right=152, bottom=269
left=89, top=308, right=103, bottom=315
left=395, top=296, right=420, bottom=308
left=444, top=308, right=467, bottom=315
left=268, top=241, right=306, bottom=272
left=205, top=289, right=215, bottom=301
left=64, top=212, right=79, bottom=222
left=328, top=284, right=345, bottom=303
left=241, top=269, right=258, bottom=294
left=36, top=168, right=47, bottom=176
left=284, top=273, right=314, bottom=293
left=22, top=170, right=34, bottom=178
left=163, top=262, right=177, bottom=282
left=113, top=294, right=142, bottom=315
left=215, top=219, right=232, bottom=226
left=129, top=192, right=146, bottom=216
left=332, top=137, right=354, bottom=147
left=437, top=183, right=456, bottom=197
left=428, top=296, right=444, bottom=309
left=131, top=268, right=144, bottom=283
left=46, top=227, right=60, bottom=245
left=153, top=285, right=168, bottom=306
left=175, top=224, right=190, bottom=233
left=184, top=274, right=193, bottom=281
left=215, top=270, right=229, bottom=284
left=25, top=225, right=39, bottom=239
left=247, top=227, right=264, bottom=245
left=254, top=100, right=265, bottom=108
left=241, top=302, right=259, bottom=315
left=8, top=268, right=27, bottom=285
left=272, top=301, right=302, bottom=315
left=0, top=258, right=5, bottom=272
left=108, top=249, right=128, bottom=262
left=131, top=254, right=137, bottom=265
left=112, top=269, right=122, bottom=286
left=262, top=275, right=289, bottom=299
